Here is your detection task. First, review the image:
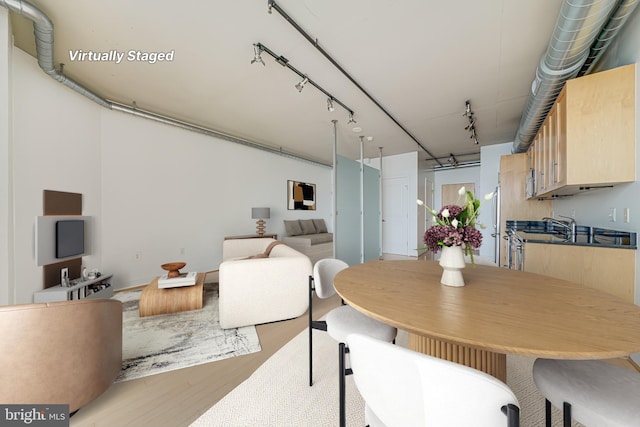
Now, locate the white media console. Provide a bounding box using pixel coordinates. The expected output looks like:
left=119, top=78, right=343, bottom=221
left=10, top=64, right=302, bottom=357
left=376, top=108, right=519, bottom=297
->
left=34, top=274, right=113, bottom=303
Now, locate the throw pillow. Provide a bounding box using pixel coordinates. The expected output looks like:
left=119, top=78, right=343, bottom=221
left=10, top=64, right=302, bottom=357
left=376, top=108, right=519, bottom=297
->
left=243, top=253, right=269, bottom=259
left=284, top=220, right=303, bottom=236
left=299, top=219, right=317, bottom=235
left=312, top=218, right=328, bottom=233
left=264, top=240, right=284, bottom=256
left=240, top=241, right=283, bottom=260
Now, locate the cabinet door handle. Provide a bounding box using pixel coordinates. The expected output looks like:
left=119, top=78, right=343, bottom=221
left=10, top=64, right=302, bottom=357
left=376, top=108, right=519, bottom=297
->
left=526, top=174, right=534, bottom=198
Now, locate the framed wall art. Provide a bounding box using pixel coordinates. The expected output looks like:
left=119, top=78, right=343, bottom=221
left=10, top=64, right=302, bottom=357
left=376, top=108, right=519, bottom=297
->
left=287, top=180, right=316, bottom=210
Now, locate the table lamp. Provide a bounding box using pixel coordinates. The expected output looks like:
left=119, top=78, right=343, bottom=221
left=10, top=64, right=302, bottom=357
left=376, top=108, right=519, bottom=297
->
left=252, top=207, right=270, bottom=236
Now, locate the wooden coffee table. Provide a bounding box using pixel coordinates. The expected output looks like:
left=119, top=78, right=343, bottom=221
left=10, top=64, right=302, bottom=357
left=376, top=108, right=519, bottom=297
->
left=139, top=272, right=206, bottom=317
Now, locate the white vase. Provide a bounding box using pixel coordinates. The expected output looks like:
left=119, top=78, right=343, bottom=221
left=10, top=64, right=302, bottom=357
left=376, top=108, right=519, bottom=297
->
left=439, top=245, right=466, bottom=287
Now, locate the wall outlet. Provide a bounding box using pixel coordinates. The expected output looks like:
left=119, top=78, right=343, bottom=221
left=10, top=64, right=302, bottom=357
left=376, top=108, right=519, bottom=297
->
left=609, top=208, right=617, bottom=222
left=134, top=251, right=142, bottom=261
left=60, top=267, right=69, bottom=286
left=624, top=208, right=630, bottom=223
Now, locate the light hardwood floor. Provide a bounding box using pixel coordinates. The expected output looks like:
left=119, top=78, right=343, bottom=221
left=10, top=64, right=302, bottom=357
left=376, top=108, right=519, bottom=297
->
left=70, top=291, right=342, bottom=427
left=70, top=256, right=637, bottom=427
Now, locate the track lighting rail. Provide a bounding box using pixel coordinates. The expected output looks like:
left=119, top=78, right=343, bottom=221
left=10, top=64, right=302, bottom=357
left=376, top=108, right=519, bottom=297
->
left=432, top=150, right=480, bottom=161
left=267, top=0, right=443, bottom=166
left=254, top=42, right=355, bottom=118
left=430, top=150, right=480, bottom=169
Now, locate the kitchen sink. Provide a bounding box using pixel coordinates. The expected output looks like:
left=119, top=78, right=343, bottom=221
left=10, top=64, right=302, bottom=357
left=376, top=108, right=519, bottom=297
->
left=505, top=220, right=636, bottom=249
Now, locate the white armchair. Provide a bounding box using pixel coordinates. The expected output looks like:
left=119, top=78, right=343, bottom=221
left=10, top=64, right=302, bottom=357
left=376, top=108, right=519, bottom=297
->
left=219, top=238, right=312, bottom=329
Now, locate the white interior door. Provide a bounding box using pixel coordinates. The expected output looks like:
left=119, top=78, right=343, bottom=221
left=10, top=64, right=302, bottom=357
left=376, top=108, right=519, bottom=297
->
left=382, top=177, right=408, bottom=255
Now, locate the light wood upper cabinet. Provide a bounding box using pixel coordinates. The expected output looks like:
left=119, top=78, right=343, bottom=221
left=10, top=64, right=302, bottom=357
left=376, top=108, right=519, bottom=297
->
left=527, top=64, right=635, bottom=199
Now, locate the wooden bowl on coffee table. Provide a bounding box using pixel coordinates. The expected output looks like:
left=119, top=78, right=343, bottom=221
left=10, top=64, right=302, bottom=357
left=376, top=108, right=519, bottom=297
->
left=161, top=262, right=186, bottom=278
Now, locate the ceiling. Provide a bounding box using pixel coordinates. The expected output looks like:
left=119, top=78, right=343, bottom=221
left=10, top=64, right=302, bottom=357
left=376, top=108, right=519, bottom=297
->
left=9, top=0, right=566, bottom=167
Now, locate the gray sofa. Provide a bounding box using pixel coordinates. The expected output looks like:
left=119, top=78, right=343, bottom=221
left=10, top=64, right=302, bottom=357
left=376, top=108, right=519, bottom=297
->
left=282, top=219, right=333, bottom=265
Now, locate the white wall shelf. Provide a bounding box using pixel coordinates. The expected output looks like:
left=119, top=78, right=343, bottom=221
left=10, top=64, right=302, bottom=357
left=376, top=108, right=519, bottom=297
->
left=33, top=274, right=113, bottom=303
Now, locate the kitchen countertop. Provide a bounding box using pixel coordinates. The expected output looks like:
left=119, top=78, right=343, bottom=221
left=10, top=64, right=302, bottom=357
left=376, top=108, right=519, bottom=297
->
left=506, top=220, right=637, bottom=249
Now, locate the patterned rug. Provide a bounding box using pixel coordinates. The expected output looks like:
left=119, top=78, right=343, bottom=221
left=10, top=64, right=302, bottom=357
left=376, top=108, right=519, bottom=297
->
left=112, top=284, right=261, bottom=382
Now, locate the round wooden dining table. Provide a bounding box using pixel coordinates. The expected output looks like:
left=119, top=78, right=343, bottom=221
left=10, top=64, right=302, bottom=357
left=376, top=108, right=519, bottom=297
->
left=333, top=259, right=640, bottom=382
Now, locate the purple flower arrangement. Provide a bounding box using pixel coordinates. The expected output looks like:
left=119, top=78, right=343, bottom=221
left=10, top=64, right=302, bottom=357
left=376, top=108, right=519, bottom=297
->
left=418, top=187, right=489, bottom=260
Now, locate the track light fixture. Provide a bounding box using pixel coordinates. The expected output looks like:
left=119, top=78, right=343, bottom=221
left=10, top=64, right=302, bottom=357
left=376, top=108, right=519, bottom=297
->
left=448, top=153, right=459, bottom=167
left=295, top=77, right=309, bottom=93
left=347, top=112, right=356, bottom=124
left=464, top=117, right=476, bottom=131
left=462, top=100, right=473, bottom=117
left=463, top=100, right=479, bottom=144
left=251, top=44, right=265, bottom=66
left=327, top=97, right=335, bottom=112
left=251, top=41, right=356, bottom=118
left=470, top=127, right=479, bottom=144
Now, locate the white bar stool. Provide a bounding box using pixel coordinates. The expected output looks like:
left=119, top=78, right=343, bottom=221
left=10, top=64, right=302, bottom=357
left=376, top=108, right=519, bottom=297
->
left=533, top=358, right=640, bottom=427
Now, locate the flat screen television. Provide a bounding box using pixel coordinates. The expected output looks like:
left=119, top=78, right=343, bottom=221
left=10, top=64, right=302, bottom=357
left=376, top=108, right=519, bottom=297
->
left=35, top=215, right=91, bottom=266
left=55, top=219, right=85, bottom=259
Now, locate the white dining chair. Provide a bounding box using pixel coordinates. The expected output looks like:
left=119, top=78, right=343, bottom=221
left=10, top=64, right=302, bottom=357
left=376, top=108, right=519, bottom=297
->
left=533, top=358, right=640, bottom=427
left=346, top=333, right=520, bottom=427
left=308, top=258, right=397, bottom=427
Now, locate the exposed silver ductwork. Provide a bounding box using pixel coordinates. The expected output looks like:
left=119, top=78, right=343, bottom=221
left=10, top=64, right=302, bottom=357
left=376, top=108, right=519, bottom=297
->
left=512, top=0, right=639, bottom=154
left=578, top=0, right=640, bottom=76
left=0, top=0, right=111, bottom=108
left=0, top=0, right=330, bottom=167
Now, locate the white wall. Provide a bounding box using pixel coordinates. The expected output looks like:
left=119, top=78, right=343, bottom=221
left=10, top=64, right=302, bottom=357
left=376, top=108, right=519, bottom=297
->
left=12, top=48, right=103, bottom=304
left=100, top=110, right=331, bottom=287
left=0, top=8, right=12, bottom=305
left=8, top=47, right=331, bottom=303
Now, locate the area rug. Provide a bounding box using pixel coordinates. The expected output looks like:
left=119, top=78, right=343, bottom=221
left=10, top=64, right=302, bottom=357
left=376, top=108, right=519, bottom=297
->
left=112, top=284, right=261, bottom=382
left=190, top=329, right=584, bottom=427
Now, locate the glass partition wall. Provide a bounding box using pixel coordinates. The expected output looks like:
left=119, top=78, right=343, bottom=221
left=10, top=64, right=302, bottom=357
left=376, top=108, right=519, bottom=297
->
left=335, top=154, right=381, bottom=265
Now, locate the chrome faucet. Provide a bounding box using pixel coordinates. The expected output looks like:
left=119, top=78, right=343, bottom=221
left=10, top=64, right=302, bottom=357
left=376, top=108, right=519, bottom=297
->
left=558, top=215, right=577, bottom=242
left=542, top=216, right=577, bottom=242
